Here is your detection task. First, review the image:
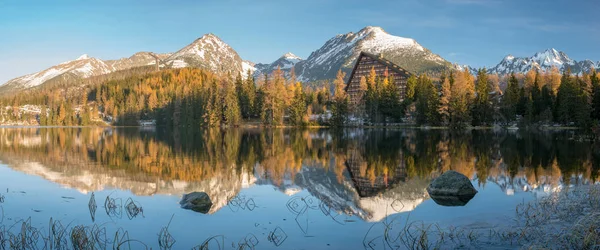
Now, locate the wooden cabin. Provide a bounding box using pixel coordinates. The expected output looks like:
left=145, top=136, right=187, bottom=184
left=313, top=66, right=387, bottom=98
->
left=345, top=52, right=412, bottom=105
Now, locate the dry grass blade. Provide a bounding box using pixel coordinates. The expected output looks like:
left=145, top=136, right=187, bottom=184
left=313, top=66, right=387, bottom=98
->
left=158, top=215, right=176, bottom=250
left=104, top=194, right=123, bottom=219
left=125, top=198, right=143, bottom=220
left=89, top=192, right=97, bottom=222
left=267, top=227, right=287, bottom=247
left=70, top=225, right=93, bottom=250
left=193, top=235, right=225, bottom=250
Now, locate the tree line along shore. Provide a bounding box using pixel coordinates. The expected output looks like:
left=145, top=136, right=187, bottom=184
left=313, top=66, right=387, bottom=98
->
left=0, top=65, right=599, bottom=131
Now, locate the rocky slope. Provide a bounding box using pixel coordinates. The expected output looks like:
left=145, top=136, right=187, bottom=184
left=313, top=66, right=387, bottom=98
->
left=0, top=34, right=247, bottom=92
left=106, top=52, right=171, bottom=71
left=293, top=26, right=451, bottom=82
left=488, top=48, right=598, bottom=75
left=164, top=33, right=245, bottom=76
left=0, top=54, right=113, bottom=91
left=1, top=26, right=455, bottom=92
left=253, top=52, right=302, bottom=79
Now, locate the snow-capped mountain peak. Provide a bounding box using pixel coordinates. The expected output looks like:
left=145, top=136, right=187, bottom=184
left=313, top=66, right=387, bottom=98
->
left=282, top=52, right=302, bottom=61
left=1, top=54, right=114, bottom=90
left=503, top=55, right=515, bottom=61
left=531, top=48, right=574, bottom=68
left=489, top=48, right=596, bottom=75
left=165, top=33, right=244, bottom=75
left=357, top=26, right=422, bottom=52
left=76, top=54, right=90, bottom=60
left=294, top=26, right=450, bottom=82
left=253, top=52, right=304, bottom=78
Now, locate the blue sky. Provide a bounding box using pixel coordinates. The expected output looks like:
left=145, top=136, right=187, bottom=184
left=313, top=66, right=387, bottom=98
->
left=0, top=0, right=598, bottom=83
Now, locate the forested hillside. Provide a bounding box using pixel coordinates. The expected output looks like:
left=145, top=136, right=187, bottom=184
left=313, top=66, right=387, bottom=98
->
left=1, top=63, right=599, bottom=129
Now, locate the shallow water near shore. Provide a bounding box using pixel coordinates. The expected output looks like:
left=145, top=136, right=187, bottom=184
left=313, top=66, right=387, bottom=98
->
left=0, top=127, right=596, bottom=249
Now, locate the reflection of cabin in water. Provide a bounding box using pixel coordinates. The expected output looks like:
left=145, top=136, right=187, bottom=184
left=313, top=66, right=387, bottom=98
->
left=345, top=52, right=412, bottom=105
left=345, top=148, right=407, bottom=197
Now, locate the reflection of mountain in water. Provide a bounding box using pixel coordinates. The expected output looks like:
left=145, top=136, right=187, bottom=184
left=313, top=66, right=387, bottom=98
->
left=0, top=127, right=598, bottom=221
left=291, top=164, right=430, bottom=222
left=1, top=157, right=258, bottom=214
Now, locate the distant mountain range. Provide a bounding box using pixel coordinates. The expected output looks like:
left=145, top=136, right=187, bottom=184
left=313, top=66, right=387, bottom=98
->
left=1, top=26, right=598, bottom=93
left=487, top=48, right=600, bottom=75
left=458, top=48, right=600, bottom=76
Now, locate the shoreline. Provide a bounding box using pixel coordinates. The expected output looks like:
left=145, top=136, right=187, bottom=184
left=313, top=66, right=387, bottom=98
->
left=0, top=124, right=583, bottom=130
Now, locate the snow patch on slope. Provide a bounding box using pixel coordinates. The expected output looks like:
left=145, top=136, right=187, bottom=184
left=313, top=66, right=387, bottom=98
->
left=359, top=26, right=423, bottom=53
left=171, top=59, right=188, bottom=68
left=242, top=60, right=256, bottom=75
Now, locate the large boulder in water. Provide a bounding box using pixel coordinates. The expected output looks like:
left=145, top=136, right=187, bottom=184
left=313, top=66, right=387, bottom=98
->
left=429, top=193, right=475, bottom=206
left=180, top=192, right=213, bottom=214
left=427, top=170, right=477, bottom=206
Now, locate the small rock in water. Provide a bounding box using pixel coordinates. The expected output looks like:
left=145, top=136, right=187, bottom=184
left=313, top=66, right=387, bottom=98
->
left=180, top=192, right=213, bottom=214
left=427, top=170, right=477, bottom=206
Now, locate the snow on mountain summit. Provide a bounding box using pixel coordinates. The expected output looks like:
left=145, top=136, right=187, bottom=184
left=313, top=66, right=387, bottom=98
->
left=489, top=48, right=596, bottom=75
left=165, top=33, right=244, bottom=75
left=357, top=26, right=423, bottom=53
left=294, top=26, right=450, bottom=82
left=282, top=52, right=302, bottom=61
left=76, top=54, right=90, bottom=60
left=253, top=52, right=305, bottom=78
left=1, top=55, right=114, bottom=90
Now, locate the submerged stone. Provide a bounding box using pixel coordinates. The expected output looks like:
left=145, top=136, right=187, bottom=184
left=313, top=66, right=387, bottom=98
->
left=427, top=170, right=477, bottom=205
left=180, top=192, right=213, bottom=214
left=429, top=193, right=476, bottom=206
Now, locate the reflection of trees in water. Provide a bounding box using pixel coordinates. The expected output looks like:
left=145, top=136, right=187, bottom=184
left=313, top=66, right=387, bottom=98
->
left=0, top=128, right=598, bottom=195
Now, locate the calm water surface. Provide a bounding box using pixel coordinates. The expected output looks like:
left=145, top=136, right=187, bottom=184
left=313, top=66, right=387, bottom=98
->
left=0, top=127, right=597, bottom=249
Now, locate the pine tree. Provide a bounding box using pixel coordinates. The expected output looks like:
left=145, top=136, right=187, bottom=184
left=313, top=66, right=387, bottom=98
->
left=148, top=92, right=158, bottom=112
left=202, top=80, right=221, bottom=127
left=261, top=67, right=287, bottom=125
left=414, top=74, right=439, bottom=125
left=524, top=68, right=537, bottom=91
left=472, top=68, right=491, bottom=126
left=405, top=75, right=417, bottom=102
left=355, top=75, right=368, bottom=119
left=368, top=66, right=377, bottom=89
left=449, top=70, right=475, bottom=127
left=241, top=69, right=257, bottom=119
left=331, top=70, right=348, bottom=127
left=591, top=68, right=600, bottom=120
left=288, top=82, right=308, bottom=126
left=365, top=81, right=379, bottom=124
left=574, top=75, right=591, bottom=127
left=531, top=70, right=543, bottom=120
left=556, top=69, right=575, bottom=124
left=58, top=102, right=67, bottom=125
left=39, top=105, right=47, bottom=125
left=438, top=77, right=451, bottom=125
left=524, top=93, right=534, bottom=124
left=380, top=75, right=401, bottom=122
left=222, top=80, right=242, bottom=126
left=81, top=91, right=88, bottom=106
left=80, top=106, right=91, bottom=126
left=502, top=73, right=520, bottom=124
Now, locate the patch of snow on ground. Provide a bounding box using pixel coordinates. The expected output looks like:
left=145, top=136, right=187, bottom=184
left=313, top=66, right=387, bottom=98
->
left=171, top=59, right=188, bottom=68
